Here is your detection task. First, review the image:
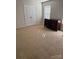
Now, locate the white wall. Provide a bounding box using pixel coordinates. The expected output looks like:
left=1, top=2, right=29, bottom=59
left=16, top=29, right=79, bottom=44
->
left=42, top=0, right=63, bottom=20
left=16, top=0, right=25, bottom=28
left=16, top=0, right=42, bottom=28
left=51, top=0, right=63, bottom=19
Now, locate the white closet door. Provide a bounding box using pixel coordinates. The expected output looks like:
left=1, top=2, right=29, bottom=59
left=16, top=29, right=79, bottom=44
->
left=44, top=5, right=51, bottom=19
left=24, top=5, right=36, bottom=26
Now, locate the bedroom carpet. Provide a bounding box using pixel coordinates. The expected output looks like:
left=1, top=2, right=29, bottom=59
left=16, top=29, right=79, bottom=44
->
left=16, top=25, right=63, bottom=59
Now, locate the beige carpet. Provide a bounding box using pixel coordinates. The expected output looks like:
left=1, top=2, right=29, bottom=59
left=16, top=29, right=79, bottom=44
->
left=16, top=25, right=63, bottom=59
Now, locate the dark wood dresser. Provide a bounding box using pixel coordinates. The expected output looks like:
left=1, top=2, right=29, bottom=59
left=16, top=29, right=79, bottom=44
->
left=44, top=19, right=62, bottom=31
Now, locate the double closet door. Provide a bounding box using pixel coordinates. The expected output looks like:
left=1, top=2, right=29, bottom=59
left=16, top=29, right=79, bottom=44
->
left=24, top=5, right=36, bottom=26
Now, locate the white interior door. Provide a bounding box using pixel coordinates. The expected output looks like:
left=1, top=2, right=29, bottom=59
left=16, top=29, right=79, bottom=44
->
left=24, top=5, right=36, bottom=26
left=44, top=5, right=51, bottom=19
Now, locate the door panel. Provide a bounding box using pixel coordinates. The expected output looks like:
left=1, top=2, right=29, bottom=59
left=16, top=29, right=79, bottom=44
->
left=44, top=5, right=51, bottom=19
left=24, top=5, right=36, bottom=26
